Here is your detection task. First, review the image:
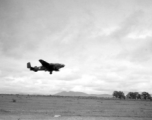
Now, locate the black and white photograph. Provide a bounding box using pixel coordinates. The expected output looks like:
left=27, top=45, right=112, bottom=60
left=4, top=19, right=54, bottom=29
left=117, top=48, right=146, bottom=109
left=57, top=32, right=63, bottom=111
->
left=0, top=0, right=152, bottom=120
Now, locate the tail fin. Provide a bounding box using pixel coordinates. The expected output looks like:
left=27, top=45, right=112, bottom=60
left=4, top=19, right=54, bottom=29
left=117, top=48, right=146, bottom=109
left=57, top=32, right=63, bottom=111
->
left=27, top=62, right=38, bottom=72
left=27, top=62, right=31, bottom=69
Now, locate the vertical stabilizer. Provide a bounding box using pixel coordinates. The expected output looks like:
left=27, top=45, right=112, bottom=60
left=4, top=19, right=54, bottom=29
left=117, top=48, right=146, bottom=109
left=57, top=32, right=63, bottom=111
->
left=27, top=62, right=31, bottom=68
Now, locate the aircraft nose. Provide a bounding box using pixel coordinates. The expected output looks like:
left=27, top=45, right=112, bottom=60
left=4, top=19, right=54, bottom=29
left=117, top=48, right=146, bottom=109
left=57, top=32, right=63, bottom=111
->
left=61, top=64, right=65, bottom=68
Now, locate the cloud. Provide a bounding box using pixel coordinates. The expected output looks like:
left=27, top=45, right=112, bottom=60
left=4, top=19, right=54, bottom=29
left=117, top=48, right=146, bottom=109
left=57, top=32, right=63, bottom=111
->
left=127, top=30, right=152, bottom=39
left=108, top=9, right=152, bottom=63
left=111, top=10, right=145, bottom=40
left=0, top=0, right=152, bottom=95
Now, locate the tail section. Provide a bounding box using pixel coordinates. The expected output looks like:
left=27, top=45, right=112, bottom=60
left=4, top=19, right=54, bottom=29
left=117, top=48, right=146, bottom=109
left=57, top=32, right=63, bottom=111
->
left=27, top=62, right=32, bottom=69
left=27, top=62, right=38, bottom=72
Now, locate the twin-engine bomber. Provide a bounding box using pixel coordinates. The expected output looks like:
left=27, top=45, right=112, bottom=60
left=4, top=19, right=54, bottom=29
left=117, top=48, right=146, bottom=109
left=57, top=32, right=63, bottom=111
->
left=27, top=59, right=65, bottom=74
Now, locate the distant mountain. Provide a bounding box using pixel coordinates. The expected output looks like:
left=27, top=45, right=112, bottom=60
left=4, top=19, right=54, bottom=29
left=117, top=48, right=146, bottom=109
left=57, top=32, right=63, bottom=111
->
left=55, top=91, right=88, bottom=96
left=54, top=91, right=112, bottom=98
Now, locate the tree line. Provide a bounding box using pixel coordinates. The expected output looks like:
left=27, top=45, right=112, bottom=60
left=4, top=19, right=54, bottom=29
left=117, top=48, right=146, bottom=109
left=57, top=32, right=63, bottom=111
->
left=113, top=91, right=152, bottom=100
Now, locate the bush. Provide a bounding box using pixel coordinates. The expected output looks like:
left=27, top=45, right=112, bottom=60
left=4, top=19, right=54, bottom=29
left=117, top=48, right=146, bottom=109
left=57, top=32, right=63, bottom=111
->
left=12, top=99, right=16, bottom=102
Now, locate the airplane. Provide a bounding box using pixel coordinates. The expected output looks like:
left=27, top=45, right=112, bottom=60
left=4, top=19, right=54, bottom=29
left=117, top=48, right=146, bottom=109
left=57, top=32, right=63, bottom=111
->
left=27, top=59, right=65, bottom=74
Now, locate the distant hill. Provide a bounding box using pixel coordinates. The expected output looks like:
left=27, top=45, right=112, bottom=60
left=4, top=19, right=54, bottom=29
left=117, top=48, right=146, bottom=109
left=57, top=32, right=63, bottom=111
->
left=54, top=91, right=112, bottom=98
left=55, top=91, right=88, bottom=96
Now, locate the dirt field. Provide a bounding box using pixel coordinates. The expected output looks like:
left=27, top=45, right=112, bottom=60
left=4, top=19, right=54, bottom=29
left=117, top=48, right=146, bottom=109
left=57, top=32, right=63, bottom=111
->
left=0, top=95, right=152, bottom=120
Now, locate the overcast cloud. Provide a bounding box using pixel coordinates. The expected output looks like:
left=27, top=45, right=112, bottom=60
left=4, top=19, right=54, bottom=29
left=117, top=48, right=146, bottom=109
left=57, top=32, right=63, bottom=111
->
left=0, top=0, right=152, bottom=95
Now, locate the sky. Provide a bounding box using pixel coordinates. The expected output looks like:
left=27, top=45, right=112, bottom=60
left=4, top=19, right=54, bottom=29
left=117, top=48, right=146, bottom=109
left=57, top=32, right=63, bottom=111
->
left=0, top=0, right=152, bottom=95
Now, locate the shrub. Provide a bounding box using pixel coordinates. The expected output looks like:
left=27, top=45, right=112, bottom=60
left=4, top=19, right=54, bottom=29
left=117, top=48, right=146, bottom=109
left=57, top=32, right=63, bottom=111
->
left=12, top=99, right=16, bottom=102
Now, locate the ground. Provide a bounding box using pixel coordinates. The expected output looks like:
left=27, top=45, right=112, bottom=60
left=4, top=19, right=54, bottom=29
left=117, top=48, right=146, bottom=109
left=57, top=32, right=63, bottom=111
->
left=0, top=95, right=152, bottom=120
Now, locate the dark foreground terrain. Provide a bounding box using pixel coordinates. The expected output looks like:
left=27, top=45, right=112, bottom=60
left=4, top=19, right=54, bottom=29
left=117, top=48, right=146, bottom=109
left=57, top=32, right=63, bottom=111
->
left=0, top=94, right=152, bottom=120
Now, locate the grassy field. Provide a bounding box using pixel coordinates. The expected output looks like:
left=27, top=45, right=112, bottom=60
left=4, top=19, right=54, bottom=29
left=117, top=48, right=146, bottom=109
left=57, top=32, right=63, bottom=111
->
left=0, top=94, right=152, bottom=120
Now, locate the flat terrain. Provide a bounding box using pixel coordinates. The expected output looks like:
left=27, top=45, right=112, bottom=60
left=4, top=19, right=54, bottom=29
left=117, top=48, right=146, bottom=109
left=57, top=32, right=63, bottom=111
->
left=0, top=95, right=152, bottom=120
